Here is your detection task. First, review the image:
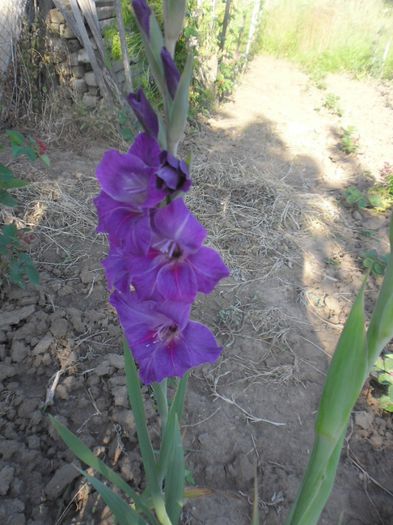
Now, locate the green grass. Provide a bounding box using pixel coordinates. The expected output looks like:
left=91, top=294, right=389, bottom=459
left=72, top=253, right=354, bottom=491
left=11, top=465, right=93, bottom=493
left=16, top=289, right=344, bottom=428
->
left=260, top=0, right=393, bottom=80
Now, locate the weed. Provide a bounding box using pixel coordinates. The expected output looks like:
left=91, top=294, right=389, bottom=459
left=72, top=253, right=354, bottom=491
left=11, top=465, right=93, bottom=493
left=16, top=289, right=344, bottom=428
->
left=361, top=249, right=388, bottom=276
left=324, top=256, right=340, bottom=267
left=343, top=186, right=368, bottom=209
left=0, top=131, right=48, bottom=288
left=340, top=126, right=359, bottom=154
left=322, top=93, right=343, bottom=116
left=372, top=354, right=393, bottom=412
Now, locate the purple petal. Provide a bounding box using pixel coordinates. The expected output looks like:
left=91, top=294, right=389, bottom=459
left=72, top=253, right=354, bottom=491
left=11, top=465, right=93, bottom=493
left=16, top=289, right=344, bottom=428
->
left=96, top=148, right=164, bottom=209
left=132, top=0, right=151, bottom=37
left=161, top=47, right=180, bottom=99
left=94, top=191, right=151, bottom=253
left=157, top=151, right=191, bottom=192
left=130, top=251, right=163, bottom=299
left=156, top=261, right=197, bottom=302
left=181, top=321, right=223, bottom=367
left=189, top=246, right=230, bottom=294
left=152, top=199, right=207, bottom=253
left=129, top=132, right=161, bottom=168
left=137, top=320, right=222, bottom=383
left=103, top=247, right=134, bottom=293
left=127, top=89, right=159, bottom=138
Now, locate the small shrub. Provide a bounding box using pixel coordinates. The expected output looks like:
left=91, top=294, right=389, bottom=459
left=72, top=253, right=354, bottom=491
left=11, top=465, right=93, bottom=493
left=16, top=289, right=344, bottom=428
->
left=343, top=186, right=368, bottom=209
left=340, top=126, right=359, bottom=154
left=0, top=131, right=48, bottom=288
left=361, top=249, right=388, bottom=276
left=322, top=93, right=343, bottom=116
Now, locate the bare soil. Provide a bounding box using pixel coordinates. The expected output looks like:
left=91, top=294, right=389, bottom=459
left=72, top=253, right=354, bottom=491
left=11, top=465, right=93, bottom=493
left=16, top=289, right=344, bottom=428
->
left=1, top=55, right=393, bottom=525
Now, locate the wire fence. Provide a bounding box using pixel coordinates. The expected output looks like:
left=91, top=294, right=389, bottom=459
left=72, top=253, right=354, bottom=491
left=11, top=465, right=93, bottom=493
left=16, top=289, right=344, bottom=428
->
left=0, top=0, right=28, bottom=78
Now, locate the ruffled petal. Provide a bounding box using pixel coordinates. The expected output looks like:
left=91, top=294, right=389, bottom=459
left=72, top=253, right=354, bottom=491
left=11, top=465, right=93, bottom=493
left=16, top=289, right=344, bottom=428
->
left=152, top=199, right=206, bottom=253
left=188, top=246, right=230, bottom=294
left=181, top=321, right=223, bottom=367
left=156, top=261, right=197, bottom=302
left=96, top=148, right=164, bottom=209
left=129, top=132, right=161, bottom=167
left=94, top=191, right=152, bottom=253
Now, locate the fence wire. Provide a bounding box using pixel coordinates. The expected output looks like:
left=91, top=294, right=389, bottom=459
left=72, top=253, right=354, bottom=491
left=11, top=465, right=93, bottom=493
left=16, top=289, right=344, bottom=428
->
left=0, top=0, right=28, bottom=79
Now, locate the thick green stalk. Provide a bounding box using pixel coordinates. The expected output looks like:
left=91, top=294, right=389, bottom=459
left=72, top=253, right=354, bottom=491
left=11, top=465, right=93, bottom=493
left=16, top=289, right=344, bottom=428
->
left=152, top=379, right=169, bottom=436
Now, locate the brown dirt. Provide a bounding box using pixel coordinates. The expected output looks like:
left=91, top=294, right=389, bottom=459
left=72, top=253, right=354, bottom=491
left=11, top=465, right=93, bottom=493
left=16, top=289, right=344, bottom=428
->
left=1, top=55, right=393, bottom=525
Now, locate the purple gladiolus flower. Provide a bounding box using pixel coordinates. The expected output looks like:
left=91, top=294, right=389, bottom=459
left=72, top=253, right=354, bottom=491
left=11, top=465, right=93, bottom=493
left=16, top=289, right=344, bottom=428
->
left=132, top=0, right=151, bottom=37
left=109, top=199, right=229, bottom=302
left=110, top=290, right=223, bottom=383
left=127, top=89, right=159, bottom=139
left=161, top=47, right=180, bottom=99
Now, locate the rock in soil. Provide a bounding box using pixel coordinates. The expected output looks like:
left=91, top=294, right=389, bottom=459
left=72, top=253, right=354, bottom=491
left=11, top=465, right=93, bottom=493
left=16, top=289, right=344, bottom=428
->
left=44, top=463, right=80, bottom=500
left=0, top=305, right=35, bottom=329
left=0, top=465, right=15, bottom=496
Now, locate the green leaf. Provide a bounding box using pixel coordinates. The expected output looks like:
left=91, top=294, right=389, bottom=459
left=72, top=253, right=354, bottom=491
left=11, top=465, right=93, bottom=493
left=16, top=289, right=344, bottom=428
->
left=164, top=417, right=185, bottom=525
left=11, top=144, right=37, bottom=161
left=0, top=190, right=18, bottom=207
left=124, top=344, right=158, bottom=489
left=124, top=344, right=172, bottom=525
left=286, top=282, right=368, bottom=525
left=156, top=374, right=188, bottom=484
left=168, top=53, right=194, bottom=151
left=77, top=468, right=145, bottom=525
left=6, top=130, right=25, bottom=146
left=0, top=166, right=28, bottom=189
left=40, top=154, right=50, bottom=167
left=49, top=416, right=158, bottom=524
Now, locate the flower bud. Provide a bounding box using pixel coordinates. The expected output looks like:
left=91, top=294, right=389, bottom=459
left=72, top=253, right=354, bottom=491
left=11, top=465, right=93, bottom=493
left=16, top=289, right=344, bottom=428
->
left=127, top=89, right=159, bottom=139
left=132, top=0, right=151, bottom=37
left=161, top=47, right=180, bottom=99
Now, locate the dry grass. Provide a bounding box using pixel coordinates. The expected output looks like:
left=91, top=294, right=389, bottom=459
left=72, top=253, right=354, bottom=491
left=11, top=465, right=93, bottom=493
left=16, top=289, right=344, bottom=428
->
left=5, top=159, right=103, bottom=270
left=187, top=155, right=302, bottom=283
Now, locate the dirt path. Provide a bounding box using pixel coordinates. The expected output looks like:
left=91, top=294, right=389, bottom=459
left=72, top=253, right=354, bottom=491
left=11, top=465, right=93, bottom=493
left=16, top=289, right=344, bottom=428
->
left=185, top=56, right=393, bottom=524
left=1, top=56, right=392, bottom=525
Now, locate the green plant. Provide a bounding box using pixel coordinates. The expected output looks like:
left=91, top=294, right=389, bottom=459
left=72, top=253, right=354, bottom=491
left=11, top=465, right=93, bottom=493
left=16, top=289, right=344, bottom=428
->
left=286, top=215, right=393, bottom=523
left=322, top=93, right=343, bottom=116
left=372, top=353, right=393, bottom=412
left=340, top=126, right=359, bottom=154
left=362, top=249, right=389, bottom=276
left=343, top=186, right=368, bottom=209
left=0, top=131, right=48, bottom=287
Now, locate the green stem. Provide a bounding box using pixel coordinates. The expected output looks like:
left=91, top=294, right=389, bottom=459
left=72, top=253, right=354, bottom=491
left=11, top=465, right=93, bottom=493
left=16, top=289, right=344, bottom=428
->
left=152, top=379, right=169, bottom=437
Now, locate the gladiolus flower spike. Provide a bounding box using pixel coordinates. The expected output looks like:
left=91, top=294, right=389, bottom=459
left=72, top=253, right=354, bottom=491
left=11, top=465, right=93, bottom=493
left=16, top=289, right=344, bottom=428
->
left=95, top=133, right=229, bottom=384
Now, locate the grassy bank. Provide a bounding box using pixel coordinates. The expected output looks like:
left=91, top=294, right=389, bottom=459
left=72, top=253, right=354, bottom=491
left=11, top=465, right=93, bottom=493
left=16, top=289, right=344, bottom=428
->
left=260, top=0, right=393, bottom=79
